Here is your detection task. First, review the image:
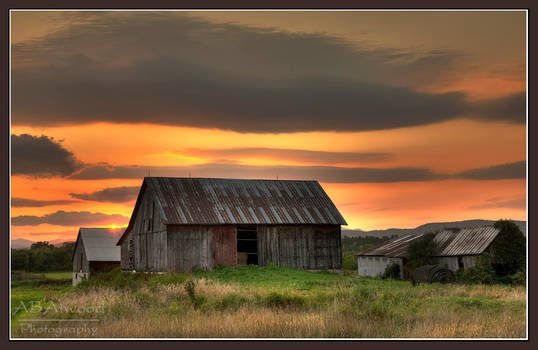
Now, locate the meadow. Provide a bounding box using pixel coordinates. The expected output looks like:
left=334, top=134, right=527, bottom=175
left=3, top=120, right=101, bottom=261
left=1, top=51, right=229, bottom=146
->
left=10, top=266, right=526, bottom=338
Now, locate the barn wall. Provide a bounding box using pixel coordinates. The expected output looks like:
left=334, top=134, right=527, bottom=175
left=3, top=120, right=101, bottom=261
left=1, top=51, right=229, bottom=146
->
left=258, top=225, right=342, bottom=269
left=124, top=185, right=168, bottom=272
left=72, top=236, right=89, bottom=273
left=120, top=239, right=130, bottom=271
left=438, top=255, right=477, bottom=272
left=167, top=225, right=215, bottom=272
left=357, top=256, right=403, bottom=278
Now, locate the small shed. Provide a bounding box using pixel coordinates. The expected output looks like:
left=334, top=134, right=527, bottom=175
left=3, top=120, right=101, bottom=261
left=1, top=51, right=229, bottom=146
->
left=356, top=226, right=501, bottom=279
left=72, top=228, right=122, bottom=286
left=116, top=177, right=347, bottom=273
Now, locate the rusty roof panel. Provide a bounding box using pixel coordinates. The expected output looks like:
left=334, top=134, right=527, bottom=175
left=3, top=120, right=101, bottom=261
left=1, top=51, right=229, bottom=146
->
left=357, top=226, right=500, bottom=258
left=143, top=177, right=347, bottom=225
left=439, top=226, right=499, bottom=256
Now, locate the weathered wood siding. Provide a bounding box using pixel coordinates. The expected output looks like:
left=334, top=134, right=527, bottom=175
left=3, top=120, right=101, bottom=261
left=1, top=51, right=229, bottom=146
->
left=121, top=185, right=168, bottom=272
left=72, top=236, right=89, bottom=273
left=212, top=225, right=237, bottom=267
left=120, top=239, right=130, bottom=271
left=167, top=225, right=214, bottom=272
left=258, top=225, right=342, bottom=269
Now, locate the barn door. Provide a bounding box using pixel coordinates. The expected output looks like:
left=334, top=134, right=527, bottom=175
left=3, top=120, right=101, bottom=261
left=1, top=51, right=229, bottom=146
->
left=237, top=226, right=258, bottom=265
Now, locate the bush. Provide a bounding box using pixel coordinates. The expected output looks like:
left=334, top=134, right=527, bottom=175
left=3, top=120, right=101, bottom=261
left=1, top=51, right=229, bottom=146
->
left=499, top=270, right=526, bottom=286
left=491, top=220, right=526, bottom=277
left=342, top=254, right=358, bottom=271
left=456, top=253, right=496, bottom=285
left=264, top=291, right=305, bottom=308
left=381, top=263, right=401, bottom=280
left=406, top=232, right=438, bottom=272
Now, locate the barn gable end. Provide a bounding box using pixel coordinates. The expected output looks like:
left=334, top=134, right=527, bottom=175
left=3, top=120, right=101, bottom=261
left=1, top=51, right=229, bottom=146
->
left=118, top=180, right=167, bottom=272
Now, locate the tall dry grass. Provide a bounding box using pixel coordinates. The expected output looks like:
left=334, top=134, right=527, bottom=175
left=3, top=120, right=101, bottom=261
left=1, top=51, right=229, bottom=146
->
left=12, top=276, right=526, bottom=339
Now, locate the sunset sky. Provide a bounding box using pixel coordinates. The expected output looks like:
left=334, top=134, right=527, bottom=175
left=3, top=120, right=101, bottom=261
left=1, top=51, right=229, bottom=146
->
left=10, top=10, right=526, bottom=243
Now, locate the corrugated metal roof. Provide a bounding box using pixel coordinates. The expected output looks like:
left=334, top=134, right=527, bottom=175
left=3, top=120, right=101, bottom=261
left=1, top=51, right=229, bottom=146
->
left=357, top=234, right=427, bottom=258
left=437, top=226, right=499, bottom=256
left=79, top=228, right=122, bottom=261
left=357, top=226, right=500, bottom=258
left=146, top=177, right=347, bottom=225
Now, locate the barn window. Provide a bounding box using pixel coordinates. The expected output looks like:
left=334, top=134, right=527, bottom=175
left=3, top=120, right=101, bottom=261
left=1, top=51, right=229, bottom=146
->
left=237, top=226, right=258, bottom=265
left=458, top=256, right=464, bottom=270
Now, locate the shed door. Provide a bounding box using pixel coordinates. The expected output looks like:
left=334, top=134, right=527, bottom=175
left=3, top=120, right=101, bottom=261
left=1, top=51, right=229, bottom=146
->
left=213, top=226, right=237, bottom=266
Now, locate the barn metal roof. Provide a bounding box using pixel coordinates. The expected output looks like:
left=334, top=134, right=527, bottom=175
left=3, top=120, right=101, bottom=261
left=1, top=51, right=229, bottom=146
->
left=147, top=177, right=346, bottom=226
left=356, top=226, right=500, bottom=258
left=77, top=228, right=122, bottom=262
left=436, top=226, right=499, bottom=256
left=357, top=234, right=427, bottom=258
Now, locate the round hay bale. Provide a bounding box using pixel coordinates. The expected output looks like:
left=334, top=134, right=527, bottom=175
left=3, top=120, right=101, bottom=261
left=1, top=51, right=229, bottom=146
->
left=411, top=264, right=455, bottom=284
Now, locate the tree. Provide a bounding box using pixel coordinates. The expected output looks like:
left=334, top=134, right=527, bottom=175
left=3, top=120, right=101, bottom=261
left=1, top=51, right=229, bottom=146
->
left=406, top=232, right=438, bottom=270
left=491, top=219, right=526, bottom=277
left=30, top=241, right=54, bottom=250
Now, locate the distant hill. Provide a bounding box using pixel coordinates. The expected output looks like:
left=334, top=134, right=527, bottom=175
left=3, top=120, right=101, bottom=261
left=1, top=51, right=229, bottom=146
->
left=11, top=238, right=75, bottom=250
left=342, top=219, right=527, bottom=238
left=50, top=239, right=75, bottom=246
left=11, top=238, right=34, bottom=250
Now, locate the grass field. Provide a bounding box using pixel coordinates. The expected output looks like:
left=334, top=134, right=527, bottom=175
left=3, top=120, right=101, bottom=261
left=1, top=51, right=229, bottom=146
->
left=10, top=266, right=526, bottom=338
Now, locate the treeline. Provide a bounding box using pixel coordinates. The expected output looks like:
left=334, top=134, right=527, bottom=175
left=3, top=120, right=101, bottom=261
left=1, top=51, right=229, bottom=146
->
left=342, top=235, right=396, bottom=253
left=11, top=242, right=75, bottom=272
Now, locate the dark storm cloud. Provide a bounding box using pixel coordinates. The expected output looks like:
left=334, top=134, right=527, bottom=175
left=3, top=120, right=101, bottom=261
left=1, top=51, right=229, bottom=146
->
left=70, top=186, right=140, bottom=203
left=11, top=197, right=77, bottom=207
left=69, top=163, right=441, bottom=183
left=11, top=13, right=525, bottom=132
left=455, top=161, right=526, bottom=180
left=184, top=148, right=391, bottom=164
left=471, top=93, right=526, bottom=123
left=11, top=134, right=83, bottom=177
left=69, top=159, right=527, bottom=183
left=11, top=210, right=129, bottom=226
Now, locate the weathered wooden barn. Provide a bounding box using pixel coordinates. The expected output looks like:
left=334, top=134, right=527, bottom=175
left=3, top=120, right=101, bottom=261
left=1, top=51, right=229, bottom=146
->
left=356, top=226, right=500, bottom=278
left=72, top=228, right=122, bottom=286
left=116, top=177, right=347, bottom=273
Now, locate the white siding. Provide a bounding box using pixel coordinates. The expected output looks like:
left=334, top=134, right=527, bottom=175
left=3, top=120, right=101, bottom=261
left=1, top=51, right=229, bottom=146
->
left=357, top=256, right=403, bottom=278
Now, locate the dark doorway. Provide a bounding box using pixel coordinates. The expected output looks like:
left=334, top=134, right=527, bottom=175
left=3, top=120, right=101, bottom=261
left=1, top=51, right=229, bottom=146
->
left=237, top=226, right=258, bottom=265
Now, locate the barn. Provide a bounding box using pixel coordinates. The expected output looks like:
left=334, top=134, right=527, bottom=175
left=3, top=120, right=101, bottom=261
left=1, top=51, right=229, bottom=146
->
left=72, top=228, right=122, bottom=286
left=356, top=226, right=501, bottom=279
left=116, top=177, right=347, bottom=273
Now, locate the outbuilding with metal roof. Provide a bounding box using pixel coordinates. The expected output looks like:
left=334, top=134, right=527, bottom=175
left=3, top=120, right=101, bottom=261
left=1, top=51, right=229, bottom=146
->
left=72, top=227, right=123, bottom=286
left=355, top=226, right=501, bottom=278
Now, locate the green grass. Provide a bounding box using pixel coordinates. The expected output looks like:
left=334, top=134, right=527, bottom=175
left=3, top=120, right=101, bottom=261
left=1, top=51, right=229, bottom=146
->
left=10, top=272, right=73, bottom=328
left=193, top=264, right=343, bottom=291
left=43, top=271, right=72, bottom=279
left=10, top=266, right=526, bottom=338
